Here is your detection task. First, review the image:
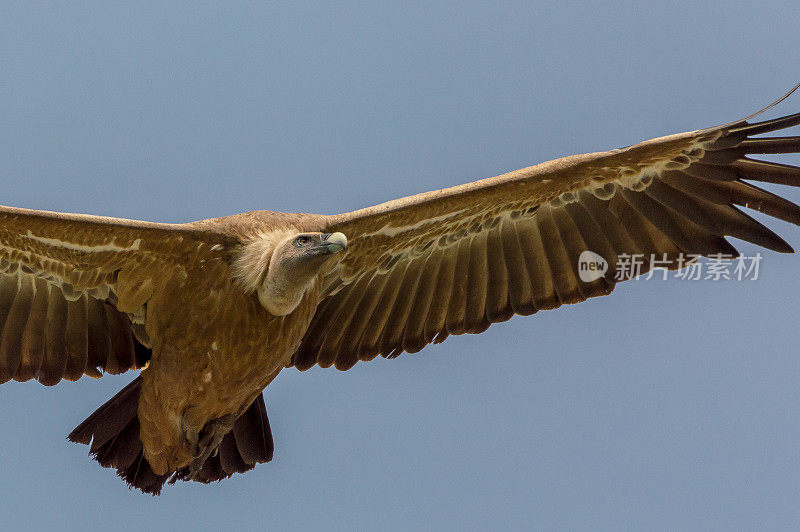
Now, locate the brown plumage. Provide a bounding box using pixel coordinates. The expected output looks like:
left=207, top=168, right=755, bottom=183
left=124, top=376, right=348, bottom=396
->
left=2, top=85, right=800, bottom=494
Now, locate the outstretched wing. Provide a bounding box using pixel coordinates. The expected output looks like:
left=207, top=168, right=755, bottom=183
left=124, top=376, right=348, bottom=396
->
left=292, top=95, right=800, bottom=371
left=0, top=207, right=235, bottom=385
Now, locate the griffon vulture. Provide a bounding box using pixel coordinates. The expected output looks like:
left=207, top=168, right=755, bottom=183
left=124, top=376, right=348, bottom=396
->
left=2, top=87, right=800, bottom=494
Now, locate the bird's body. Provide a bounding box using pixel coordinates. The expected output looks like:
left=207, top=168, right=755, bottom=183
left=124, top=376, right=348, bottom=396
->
left=134, top=224, right=317, bottom=475
left=3, top=86, right=800, bottom=493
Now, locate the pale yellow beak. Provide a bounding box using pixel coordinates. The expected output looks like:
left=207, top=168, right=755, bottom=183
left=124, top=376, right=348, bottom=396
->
left=323, top=232, right=348, bottom=254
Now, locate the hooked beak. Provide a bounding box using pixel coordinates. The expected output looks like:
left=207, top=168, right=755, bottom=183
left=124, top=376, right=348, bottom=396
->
left=319, top=232, right=348, bottom=254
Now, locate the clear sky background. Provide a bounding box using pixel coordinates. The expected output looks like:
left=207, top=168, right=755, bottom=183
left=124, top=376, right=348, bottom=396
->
left=2, top=2, right=800, bottom=530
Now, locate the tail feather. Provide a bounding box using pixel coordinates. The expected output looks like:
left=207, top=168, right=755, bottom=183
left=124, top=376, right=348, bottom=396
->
left=68, top=377, right=141, bottom=448
left=68, top=378, right=274, bottom=495
left=232, top=393, right=274, bottom=464
left=119, top=448, right=170, bottom=495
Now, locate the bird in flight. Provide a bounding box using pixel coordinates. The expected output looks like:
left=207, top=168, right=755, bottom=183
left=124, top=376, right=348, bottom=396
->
left=2, top=87, right=800, bottom=494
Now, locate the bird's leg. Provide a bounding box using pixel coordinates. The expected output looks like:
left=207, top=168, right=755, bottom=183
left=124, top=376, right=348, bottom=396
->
left=185, top=414, right=236, bottom=480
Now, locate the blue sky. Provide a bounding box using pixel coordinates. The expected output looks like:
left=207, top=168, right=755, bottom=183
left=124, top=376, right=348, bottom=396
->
left=2, top=2, right=800, bottom=530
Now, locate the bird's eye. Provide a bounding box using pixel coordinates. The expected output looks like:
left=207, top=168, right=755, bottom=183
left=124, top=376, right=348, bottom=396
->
left=294, top=236, right=311, bottom=247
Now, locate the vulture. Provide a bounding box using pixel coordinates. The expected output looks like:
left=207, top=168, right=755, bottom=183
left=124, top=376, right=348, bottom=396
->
left=2, top=86, right=800, bottom=495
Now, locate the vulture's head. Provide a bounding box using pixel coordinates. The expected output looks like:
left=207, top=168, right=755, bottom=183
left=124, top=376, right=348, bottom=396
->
left=235, top=231, right=348, bottom=316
